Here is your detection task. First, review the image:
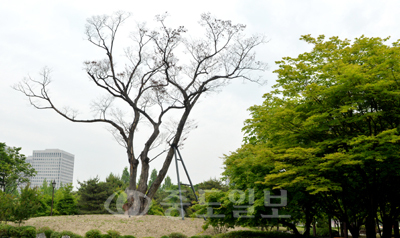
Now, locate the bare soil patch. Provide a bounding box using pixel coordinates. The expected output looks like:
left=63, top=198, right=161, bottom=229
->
left=21, top=214, right=247, bottom=238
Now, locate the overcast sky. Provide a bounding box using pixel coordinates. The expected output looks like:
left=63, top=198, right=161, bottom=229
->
left=1, top=0, right=400, bottom=190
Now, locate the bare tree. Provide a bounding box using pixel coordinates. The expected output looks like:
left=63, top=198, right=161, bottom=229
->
left=14, top=12, right=267, bottom=214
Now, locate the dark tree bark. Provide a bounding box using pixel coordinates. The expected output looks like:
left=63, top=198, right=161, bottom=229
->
left=365, top=214, right=377, bottom=238
left=394, top=221, right=399, bottom=238
left=313, top=218, right=317, bottom=237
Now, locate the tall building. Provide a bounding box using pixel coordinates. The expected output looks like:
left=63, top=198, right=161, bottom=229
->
left=26, top=149, right=74, bottom=189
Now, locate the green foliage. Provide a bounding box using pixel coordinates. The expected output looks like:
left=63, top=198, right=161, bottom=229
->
left=35, top=197, right=51, bottom=217
left=85, top=229, right=103, bottom=238
left=39, top=179, right=53, bottom=197
left=160, top=236, right=169, bottom=238
left=161, top=176, right=173, bottom=190
left=213, top=231, right=295, bottom=238
left=220, top=35, right=400, bottom=235
left=0, top=224, right=12, bottom=237
left=78, top=174, right=126, bottom=214
left=78, top=177, right=109, bottom=214
left=8, top=226, right=21, bottom=237
left=121, top=167, right=130, bottom=186
left=189, top=235, right=212, bottom=238
left=194, top=178, right=228, bottom=192
left=106, top=173, right=124, bottom=191
left=167, top=232, right=187, bottom=238
left=37, top=227, right=54, bottom=238
left=148, top=169, right=157, bottom=189
left=106, top=230, right=120, bottom=238
left=316, top=228, right=339, bottom=237
left=49, top=231, right=82, bottom=238
left=0, top=143, right=36, bottom=194
left=120, top=235, right=136, bottom=238
left=20, top=227, right=36, bottom=238
left=101, top=235, right=111, bottom=238
left=55, top=184, right=78, bottom=215
left=0, top=191, right=15, bottom=222
left=50, top=231, right=61, bottom=238
left=13, top=184, right=42, bottom=225
left=44, top=230, right=54, bottom=238
left=147, top=200, right=164, bottom=216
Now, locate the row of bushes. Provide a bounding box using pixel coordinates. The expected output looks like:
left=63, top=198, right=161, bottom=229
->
left=0, top=224, right=298, bottom=238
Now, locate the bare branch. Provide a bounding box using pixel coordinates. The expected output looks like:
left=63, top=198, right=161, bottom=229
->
left=15, top=12, right=267, bottom=210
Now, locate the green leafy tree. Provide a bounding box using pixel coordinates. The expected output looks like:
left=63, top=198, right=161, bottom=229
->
left=36, top=197, right=50, bottom=217
left=77, top=176, right=109, bottom=214
left=161, top=176, right=173, bottom=190
left=40, top=179, right=53, bottom=196
left=194, top=178, right=228, bottom=192
left=221, top=144, right=317, bottom=236
left=105, top=173, right=124, bottom=191
left=105, top=173, right=124, bottom=213
left=0, top=191, right=15, bottom=222
left=55, top=184, right=78, bottom=215
left=148, top=169, right=157, bottom=189
left=0, top=143, right=36, bottom=194
left=241, top=35, right=400, bottom=238
left=12, top=183, right=41, bottom=225
left=121, top=167, right=130, bottom=186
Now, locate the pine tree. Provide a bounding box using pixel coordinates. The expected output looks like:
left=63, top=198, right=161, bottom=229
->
left=121, top=167, right=129, bottom=185
left=148, top=169, right=157, bottom=189
left=77, top=177, right=109, bottom=214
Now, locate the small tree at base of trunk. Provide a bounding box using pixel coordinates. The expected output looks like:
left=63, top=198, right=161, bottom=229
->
left=14, top=12, right=267, bottom=215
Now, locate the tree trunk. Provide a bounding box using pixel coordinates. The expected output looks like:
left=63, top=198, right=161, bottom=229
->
left=146, top=106, right=194, bottom=199
left=394, top=221, right=399, bottom=238
left=313, top=218, right=317, bottom=237
left=127, top=105, right=195, bottom=215
left=365, top=215, right=376, bottom=238
left=343, top=222, right=348, bottom=238
left=303, top=209, right=313, bottom=236
left=382, top=216, right=393, bottom=238
left=127, top=147, right=138, bottom=191
left=348, top=223, right=360, bottom=238
left=280, top=220, right=302, bottom=238
left=329, top=217, right=332, bottom=238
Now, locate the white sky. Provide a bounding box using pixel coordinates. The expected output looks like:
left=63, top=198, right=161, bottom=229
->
left=1, top=0, right=400, bottom=190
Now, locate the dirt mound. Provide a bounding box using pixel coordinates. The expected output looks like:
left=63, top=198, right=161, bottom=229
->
left=22, top=214, right=246, bottom=238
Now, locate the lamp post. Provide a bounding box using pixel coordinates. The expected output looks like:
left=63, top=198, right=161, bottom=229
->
left=51, top=180, right=56, bottom=216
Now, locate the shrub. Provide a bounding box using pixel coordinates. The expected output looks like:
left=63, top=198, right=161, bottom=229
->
left=20, top=227, right=37, bottom=238
left=37, top=227, right=54, bottom=238
left=213, top=230, right=296, bottom=238
left=121, top=236, right=135, bottom=238
left=85, top=229, right=103, bottom=238
left=101, top=235, right=111, bottom=238
left=50, top=231, right=61, bottom=238
left=167, top=232, right=187, bottom=238
left=0, top=224, right=12, bottom=237
left=316, top=228, right=339, bottom=237
left=147, top=200, right=164, bottom=216
left=8, top=226, right=21, bottom=238
left=190, top=235, right=212, bottom=238
left=49, top=231, right=82, bottom=238
left=160, top=236, right=169, bottom=238
left=60, top=230, right=83, bottom=238
left=106, top=230, right=120, bottom=238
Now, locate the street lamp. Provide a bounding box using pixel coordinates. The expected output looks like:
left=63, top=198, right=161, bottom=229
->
left=51, top=180, right=56, bottom=216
